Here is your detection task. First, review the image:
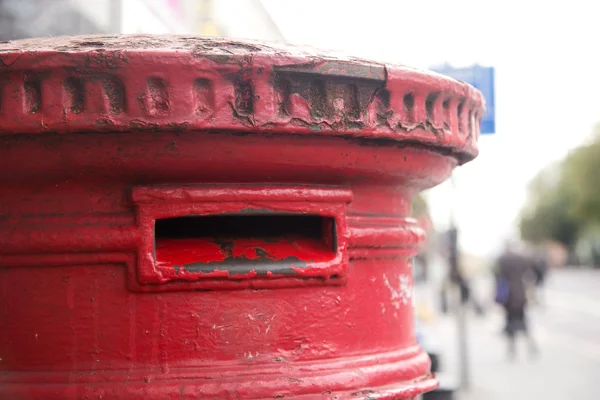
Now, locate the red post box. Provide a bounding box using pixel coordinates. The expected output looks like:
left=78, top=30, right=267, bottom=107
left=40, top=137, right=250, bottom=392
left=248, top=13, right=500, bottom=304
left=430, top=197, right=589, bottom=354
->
left=0, top=35, right=483, bottom=399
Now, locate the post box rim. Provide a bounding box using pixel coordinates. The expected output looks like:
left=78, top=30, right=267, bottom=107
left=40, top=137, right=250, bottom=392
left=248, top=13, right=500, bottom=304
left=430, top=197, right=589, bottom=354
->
left=0, top=34, right=483, bottom=163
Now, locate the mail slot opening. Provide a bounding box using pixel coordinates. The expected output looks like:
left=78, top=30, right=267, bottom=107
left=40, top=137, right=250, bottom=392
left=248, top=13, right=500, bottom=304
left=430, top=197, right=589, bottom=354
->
left=154, top=214, right=337, bottom=275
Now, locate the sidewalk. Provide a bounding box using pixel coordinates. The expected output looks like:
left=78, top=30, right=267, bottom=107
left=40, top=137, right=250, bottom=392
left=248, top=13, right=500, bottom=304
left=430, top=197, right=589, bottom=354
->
left=426, top=304, right=600, bottom=400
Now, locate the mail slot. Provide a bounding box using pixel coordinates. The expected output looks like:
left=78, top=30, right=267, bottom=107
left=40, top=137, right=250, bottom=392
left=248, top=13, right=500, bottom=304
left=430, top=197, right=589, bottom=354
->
left=0, top=35, right=483, bottom=399
left=154, top=214, right=336, bottom=274
left=131, top=185, right=350, bottom=290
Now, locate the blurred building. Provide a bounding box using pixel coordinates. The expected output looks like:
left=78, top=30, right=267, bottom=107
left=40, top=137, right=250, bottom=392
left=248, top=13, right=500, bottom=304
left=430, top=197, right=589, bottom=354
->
left=191, top=0, right=284, bottom=40
left=0, top=0, right=283, bottom=41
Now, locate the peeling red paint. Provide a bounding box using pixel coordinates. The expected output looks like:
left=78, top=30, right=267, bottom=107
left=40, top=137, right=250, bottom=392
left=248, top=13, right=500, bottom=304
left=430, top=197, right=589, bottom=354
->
left=0, top=35, right=482, bottom=399
left=155, top=237, right=335, bottom=276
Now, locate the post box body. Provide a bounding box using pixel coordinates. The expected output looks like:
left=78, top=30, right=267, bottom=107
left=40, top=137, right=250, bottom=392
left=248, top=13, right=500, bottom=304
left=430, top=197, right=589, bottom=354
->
left=0, top=36, right=483, bottom=399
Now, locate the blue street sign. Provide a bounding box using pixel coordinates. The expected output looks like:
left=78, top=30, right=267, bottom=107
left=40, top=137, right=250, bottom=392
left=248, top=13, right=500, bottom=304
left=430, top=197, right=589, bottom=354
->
left=431, top=65, right=495, bottom=134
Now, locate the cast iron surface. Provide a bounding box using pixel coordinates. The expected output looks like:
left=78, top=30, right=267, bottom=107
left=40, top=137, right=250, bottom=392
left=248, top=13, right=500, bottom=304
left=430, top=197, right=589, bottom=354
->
left=0, top=35, right=483, bottom=400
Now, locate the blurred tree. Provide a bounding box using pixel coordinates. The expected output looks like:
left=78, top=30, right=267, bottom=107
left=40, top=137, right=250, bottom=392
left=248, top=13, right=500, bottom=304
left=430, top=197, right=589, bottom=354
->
left=561, top=123, right=600, bottom=224
left=519, top=182, right=579, bottom=248
left=520, top=123, right=600, bottom=250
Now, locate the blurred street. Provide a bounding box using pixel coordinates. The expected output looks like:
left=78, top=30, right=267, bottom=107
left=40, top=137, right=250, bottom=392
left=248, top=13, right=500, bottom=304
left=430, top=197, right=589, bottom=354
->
left=3, top=2, right=600, bottom=399
left=428, top=268, right=600, bottom=400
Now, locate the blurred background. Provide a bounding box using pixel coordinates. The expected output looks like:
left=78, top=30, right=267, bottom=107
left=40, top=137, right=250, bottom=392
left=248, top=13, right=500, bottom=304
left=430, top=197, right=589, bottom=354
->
left=2, top=1, right=599, bottom=399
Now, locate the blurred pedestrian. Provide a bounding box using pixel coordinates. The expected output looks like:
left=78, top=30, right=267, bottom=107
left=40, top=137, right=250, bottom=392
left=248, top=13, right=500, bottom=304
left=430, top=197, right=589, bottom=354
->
left=494, top=241, right=538, bottom=361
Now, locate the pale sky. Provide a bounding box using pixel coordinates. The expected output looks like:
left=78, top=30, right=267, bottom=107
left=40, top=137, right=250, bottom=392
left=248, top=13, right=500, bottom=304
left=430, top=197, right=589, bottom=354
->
left=262, top=0, right=600, bottom=257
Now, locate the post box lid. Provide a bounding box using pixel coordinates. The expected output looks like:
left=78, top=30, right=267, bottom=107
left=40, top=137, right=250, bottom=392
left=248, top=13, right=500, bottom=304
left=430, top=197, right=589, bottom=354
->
left=0, top=35, right=483, bottom=162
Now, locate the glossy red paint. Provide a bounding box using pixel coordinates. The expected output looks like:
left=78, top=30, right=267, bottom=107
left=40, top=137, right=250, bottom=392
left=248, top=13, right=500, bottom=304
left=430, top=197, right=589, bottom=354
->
left=0, top=35, right=483, bottom=399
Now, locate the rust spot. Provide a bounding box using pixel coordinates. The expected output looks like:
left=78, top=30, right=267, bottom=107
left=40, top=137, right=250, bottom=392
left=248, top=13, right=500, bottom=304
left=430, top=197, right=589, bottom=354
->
left=147, top=77, right=170, bottom=116
left=233, top=70, right=254, bottom=115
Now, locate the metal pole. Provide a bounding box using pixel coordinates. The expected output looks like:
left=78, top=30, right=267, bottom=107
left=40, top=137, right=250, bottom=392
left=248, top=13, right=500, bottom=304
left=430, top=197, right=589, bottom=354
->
left=449, top=174, right=470, bottom=391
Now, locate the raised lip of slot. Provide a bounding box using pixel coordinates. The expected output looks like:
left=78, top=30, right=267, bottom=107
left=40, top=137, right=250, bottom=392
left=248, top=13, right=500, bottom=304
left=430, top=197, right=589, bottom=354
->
left=131, top=185, right=351, bottom=289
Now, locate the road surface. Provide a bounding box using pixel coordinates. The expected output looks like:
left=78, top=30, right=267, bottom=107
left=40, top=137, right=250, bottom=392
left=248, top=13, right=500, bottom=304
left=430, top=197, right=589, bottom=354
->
left=425, top=267, right=600, bottom=400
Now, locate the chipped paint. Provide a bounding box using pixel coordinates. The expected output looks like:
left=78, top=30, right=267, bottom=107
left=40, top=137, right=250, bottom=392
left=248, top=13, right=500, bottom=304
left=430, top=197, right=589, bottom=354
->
left=383, top=273, right=414, bottom=310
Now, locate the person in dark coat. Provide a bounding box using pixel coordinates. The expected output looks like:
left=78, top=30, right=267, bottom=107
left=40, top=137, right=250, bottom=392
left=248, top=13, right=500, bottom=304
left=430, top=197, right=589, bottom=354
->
left=494, top=242, right=538, bottom=360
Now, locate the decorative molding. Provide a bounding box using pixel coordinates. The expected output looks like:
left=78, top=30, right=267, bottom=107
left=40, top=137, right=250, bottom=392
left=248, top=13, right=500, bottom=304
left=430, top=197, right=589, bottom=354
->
left=0, top=35, right=484, bottom=162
